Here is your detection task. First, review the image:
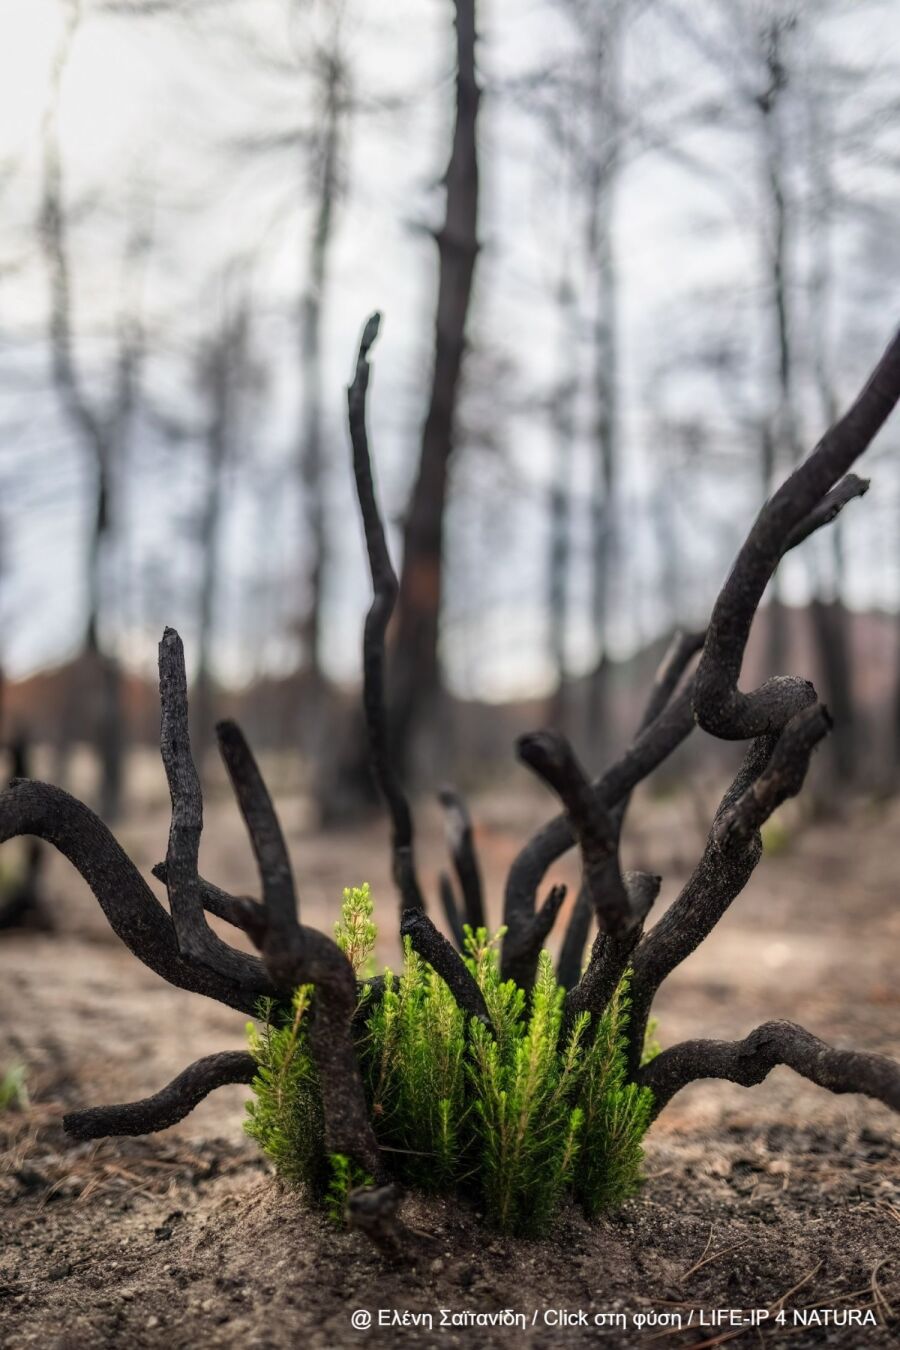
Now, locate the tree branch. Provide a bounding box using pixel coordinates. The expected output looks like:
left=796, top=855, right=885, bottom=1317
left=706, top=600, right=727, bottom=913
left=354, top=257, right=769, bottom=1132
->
left=556, top=884, right=592, bottom=991
left=564, top=871, right=662, bottom=1027
left=158, top=628, right=262, bottom=991
left=637, top=628, right=706, bottom=736
left=517, top=729, right=655, bottom=937
left=213, top=718, right=382, bottom=1179
left=348, top=313, right=424, bottom=915
left=216, top=718, right=299, bottom=964
left=400, top=907, right=491, bottom=1026
left=0, top=779, right=270, bottom=1015
left=501, top=682, right=695, bottom=988
left=639, top=1021, right=900, bottom=1119
left=437, top=786, right=485, bottom=930
left=64, top=1051, right=257, bottom=1140
left=438, top=870, right=466, bottom=949
left=554, top=630, right=704, bottom=990
left=781, top=473, right=869, bottom=553
left=695, top=331, right=900, bottom=741
left=151, top=861, right=265, bottom=940
left=627, top=707, right=831, bottom=1075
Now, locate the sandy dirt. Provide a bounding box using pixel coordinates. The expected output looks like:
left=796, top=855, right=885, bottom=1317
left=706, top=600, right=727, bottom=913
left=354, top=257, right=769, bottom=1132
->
left=0, top=781, right=898, bottom=1348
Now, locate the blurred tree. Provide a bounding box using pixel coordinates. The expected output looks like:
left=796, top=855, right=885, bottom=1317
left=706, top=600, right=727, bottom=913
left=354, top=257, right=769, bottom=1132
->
left=294, top=9, right=350, bottom=705
left=388, top=0, right=480, bottom=778
left=39, top=0, right=146, bottom=820
left=192, top=293, right=257, bottom=753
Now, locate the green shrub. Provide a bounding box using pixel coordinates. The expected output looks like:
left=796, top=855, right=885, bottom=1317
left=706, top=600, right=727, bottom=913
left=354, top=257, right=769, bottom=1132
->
left=245, top=884, right=654, bottom=1236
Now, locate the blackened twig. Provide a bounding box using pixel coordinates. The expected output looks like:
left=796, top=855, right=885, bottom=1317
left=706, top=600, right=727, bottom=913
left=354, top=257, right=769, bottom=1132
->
left=695, top=331, right=900, bottom=741
left=348, top=313, right=424, bottom=915
left=0, top=779, right=270, bottom=1014
left=437, top=785, right=485, bottom=930
left=639, top=1020, right=900, bottom=1119
left=400, top=907, right=491, bottom=1026
left=158, top=628, right=263, bottom=992
left=216, top=718, right=298, bottom=962
left=626, top=708, right=830, bottom=1076
left=151, top=860, right=266, bottom=943
left=438, top=870, right=466, bottom=949
left=64, top=1051, right=257, bottom=1140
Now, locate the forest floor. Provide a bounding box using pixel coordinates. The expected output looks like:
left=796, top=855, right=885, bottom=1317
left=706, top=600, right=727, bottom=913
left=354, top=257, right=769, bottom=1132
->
left=0, top=775, right=898, bottom=1349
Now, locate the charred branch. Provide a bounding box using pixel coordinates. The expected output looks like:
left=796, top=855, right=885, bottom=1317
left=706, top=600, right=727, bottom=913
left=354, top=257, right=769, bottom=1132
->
left=554, top=630, right=703, bottom=990
left=64, top=1051, right=257, bottom=1140
left=564, top=870, right=661, bottom=1028
left=400, top=907, right=491, bottom=1026
left=556, top=884, right=592, bottom=991
left=438, top=870, right=466, bottom=950
left=209, top=718, right=382, bottom=1179
left=158, top=628, right=265, bottom=992
left=348, top=313, right=424, bottom=915
left=638, top=629, right=707, bottom=736
left=0, top=778, right=270, bottom=1015
left=151, top=861, right=266, bottom=941
left=517, top=729, right=654, bottom=938
left=502, top=682, right=696, bottom=989
left=216, top=718, right=299, bottom=962
left=782, top=473, right=869, bottom=553
left=639, top=1020, right=900, bottom=1119
left=695, top=332, right=900, bottom=741
left=627, top=709, right=830, bottom=1075
left=437, top=786, right=485, bottom=930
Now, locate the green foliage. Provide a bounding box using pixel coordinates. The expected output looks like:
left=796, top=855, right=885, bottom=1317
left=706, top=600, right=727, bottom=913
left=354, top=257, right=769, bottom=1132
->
left=244, top=985, right=327, bottom=1193
left=334, top=883, right=377, bottom=978
left=362, top=941, right=467, bottom=1190
left=325, top=1153, right=373, bottom=1224
left=574, top=979, right=654, bottom=1216
left=246, top=885, right=654, bottom=1236
left=468, top=952, right=585, bottom=1234
left=0, top=1063, right=29, bottom=1112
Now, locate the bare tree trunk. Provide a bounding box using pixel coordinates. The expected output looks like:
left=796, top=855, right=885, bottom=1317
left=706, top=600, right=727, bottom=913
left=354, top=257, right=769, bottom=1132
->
left=758, top=47, right=795, bottom=682
left=547, top=271, right=576, bottom=728
left=298, top=51, right=342, bottom=700
left=805, top=95, right=857, bottom=785
left=388, top=0, right=480, bottom=779
left=586, top=183, right=618, bottom=751
left=760, top=422, right=788, bottom=676
left=39, top=2, right=138, bottom=821
left=585, top=13, right=622, bottom=755
left=193, top=347, right=229, bottom=755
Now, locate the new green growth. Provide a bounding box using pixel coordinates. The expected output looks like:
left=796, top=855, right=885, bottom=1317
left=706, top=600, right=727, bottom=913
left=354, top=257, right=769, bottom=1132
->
left=245, top=883, right=654, bottom=1236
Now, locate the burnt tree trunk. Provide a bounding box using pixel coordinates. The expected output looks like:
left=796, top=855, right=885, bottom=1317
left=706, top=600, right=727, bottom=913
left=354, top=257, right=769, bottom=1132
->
left=298, top=50, right=343, bottom=701
left=388, top=0, right=480, bottom=778
left=193, top=321, right=237, bottom=755
left=805, top=99, right=858, bottom=785
left=808, top=598, right=857, bottom=784
left=547, top=270, right=577, bottom=729
left=584, top=12, right=622, bottom=756
left=40, top=4, right=139, bottom=822
left=758, top=34, right=795, bottom=682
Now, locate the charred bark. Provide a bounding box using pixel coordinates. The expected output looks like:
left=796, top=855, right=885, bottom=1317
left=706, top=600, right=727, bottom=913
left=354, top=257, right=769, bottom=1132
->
left=389, top=0, right=480, bottom=778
